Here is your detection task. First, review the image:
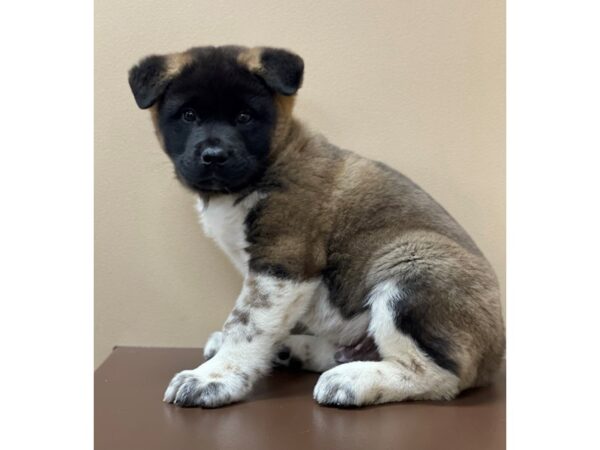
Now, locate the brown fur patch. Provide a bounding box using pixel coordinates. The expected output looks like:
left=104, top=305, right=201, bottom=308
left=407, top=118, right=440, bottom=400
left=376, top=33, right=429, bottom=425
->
left=290, top=322, right=310, bottom=335
left=244, top=277, right=273, bottom=308
left=144, top=51, right=193, bottom=149
left=398, top=359, right=425, bottom=376
left=270, top=95, right=297, bottom=155
left=237, top=47, right=263, bottom=73
left=243, top=117, right=504, bottom=390
left=162, top=51, right=194, bottom=82
left=223, top=304, right=264, bottom=344
left=237, top=47, right=298, bottom=155
left=148, top=105, right=164, bottom=149
left=410, top=359, right=425, bottom=375
left=224, top=308, right=249, bottom=329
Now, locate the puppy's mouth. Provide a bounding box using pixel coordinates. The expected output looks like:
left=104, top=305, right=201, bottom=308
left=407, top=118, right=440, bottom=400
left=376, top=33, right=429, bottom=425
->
left=176, top=171, right=228, bottom=191
left=174, top=152, right=264, bottom=193
left=191, top=175, right=233, bottom=192
left=175, top=165, right=256, bottom=193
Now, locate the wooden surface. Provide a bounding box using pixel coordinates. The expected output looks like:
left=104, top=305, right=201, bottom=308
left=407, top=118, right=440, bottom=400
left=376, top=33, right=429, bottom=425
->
left=95, top=347, right=505, bottom=450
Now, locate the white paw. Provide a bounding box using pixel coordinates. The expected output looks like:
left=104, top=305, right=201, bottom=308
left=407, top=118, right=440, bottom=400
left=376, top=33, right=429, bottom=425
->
left=203, top=331, right=223, bottom=360
left=163, top=363, right=251, bottom=408
left=313, top=363, right=372, bottom=407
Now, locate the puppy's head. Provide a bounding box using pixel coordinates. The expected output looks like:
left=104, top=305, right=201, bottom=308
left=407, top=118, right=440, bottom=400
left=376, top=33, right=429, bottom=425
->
left=128, top=46, right=304, bottom=193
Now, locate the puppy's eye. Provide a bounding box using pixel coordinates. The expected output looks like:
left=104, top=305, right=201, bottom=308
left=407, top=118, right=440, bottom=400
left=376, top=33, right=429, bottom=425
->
left=181, top=109, right=197, bottom=123
left=236, top=111, right=252, bottom=124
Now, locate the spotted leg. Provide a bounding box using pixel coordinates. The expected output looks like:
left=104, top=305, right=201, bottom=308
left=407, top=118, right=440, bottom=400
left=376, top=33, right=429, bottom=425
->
left=164, top=274, right=319, bottom=408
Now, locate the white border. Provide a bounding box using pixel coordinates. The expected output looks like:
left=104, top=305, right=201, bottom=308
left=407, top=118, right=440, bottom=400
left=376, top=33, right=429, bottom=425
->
left=1, top=0, right=600, bottom=448
left=508, top=1, right=600, bottom=448
left=0, top=1, right=93, bottom=449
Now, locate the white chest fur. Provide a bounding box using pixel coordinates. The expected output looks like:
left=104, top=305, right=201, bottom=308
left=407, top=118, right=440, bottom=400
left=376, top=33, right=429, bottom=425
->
left=196, top=193, right=263, bottom=275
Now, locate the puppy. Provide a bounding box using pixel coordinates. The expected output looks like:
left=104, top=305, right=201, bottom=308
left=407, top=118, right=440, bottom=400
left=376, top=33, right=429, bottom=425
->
left=128, top=45, right=505, bottom=408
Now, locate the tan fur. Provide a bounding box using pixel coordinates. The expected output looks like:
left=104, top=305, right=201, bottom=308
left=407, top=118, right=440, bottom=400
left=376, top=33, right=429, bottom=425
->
left=242, top=118, right=505, bottom=389
left=237, top=47, right=263, bottom=73
left=138, top=46, right=505, bottom=400
left=144, top=51, right=193, bottom=149
left=163, top=51, right=193, bottom=80
left=148, top=105, right=164, bottom=149
left=237, top=47, right=299, bottom=156
left=367, top=231, right=503, bottom=387
left=270, top=95, right=297, bottom=156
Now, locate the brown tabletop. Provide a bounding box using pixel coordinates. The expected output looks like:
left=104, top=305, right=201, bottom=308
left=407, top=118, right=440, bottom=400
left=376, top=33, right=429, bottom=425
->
left=95, top=347, right=505, bottom=450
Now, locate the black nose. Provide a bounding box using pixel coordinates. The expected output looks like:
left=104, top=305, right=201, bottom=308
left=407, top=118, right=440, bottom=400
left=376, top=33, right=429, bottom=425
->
left=200, top=147, right=229, bottom=165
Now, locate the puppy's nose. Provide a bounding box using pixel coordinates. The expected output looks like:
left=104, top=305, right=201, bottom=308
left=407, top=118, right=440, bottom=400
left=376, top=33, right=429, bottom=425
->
left=200, top=147, right=229, bottom=165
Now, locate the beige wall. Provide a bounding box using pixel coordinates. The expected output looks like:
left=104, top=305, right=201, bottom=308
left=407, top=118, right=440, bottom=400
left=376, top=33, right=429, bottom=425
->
left=95, top=0, right=505, bottom=367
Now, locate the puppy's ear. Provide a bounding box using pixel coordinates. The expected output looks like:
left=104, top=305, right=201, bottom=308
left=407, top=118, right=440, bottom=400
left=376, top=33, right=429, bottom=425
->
left=128, top=53, right=191, bottom=109
left=240, top=47, right=304, bottom=96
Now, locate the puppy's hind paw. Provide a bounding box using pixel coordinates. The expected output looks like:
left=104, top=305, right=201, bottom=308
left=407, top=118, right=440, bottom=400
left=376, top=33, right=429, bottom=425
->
left=273, top=344, right=304, bottom=370
left=313, top=370, right=359, bottom=407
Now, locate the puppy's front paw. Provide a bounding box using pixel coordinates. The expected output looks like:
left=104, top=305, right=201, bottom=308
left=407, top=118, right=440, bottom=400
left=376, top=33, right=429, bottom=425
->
left=163, top=367, right=250, bottom=408
left=203, top=331, right=223, bottom=360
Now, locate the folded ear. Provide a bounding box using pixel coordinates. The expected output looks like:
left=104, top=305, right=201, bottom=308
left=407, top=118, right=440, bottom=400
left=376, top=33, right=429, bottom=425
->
left=239, top=47, right=304, bottom=96
left=128, top=53, right=191, bottom=109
